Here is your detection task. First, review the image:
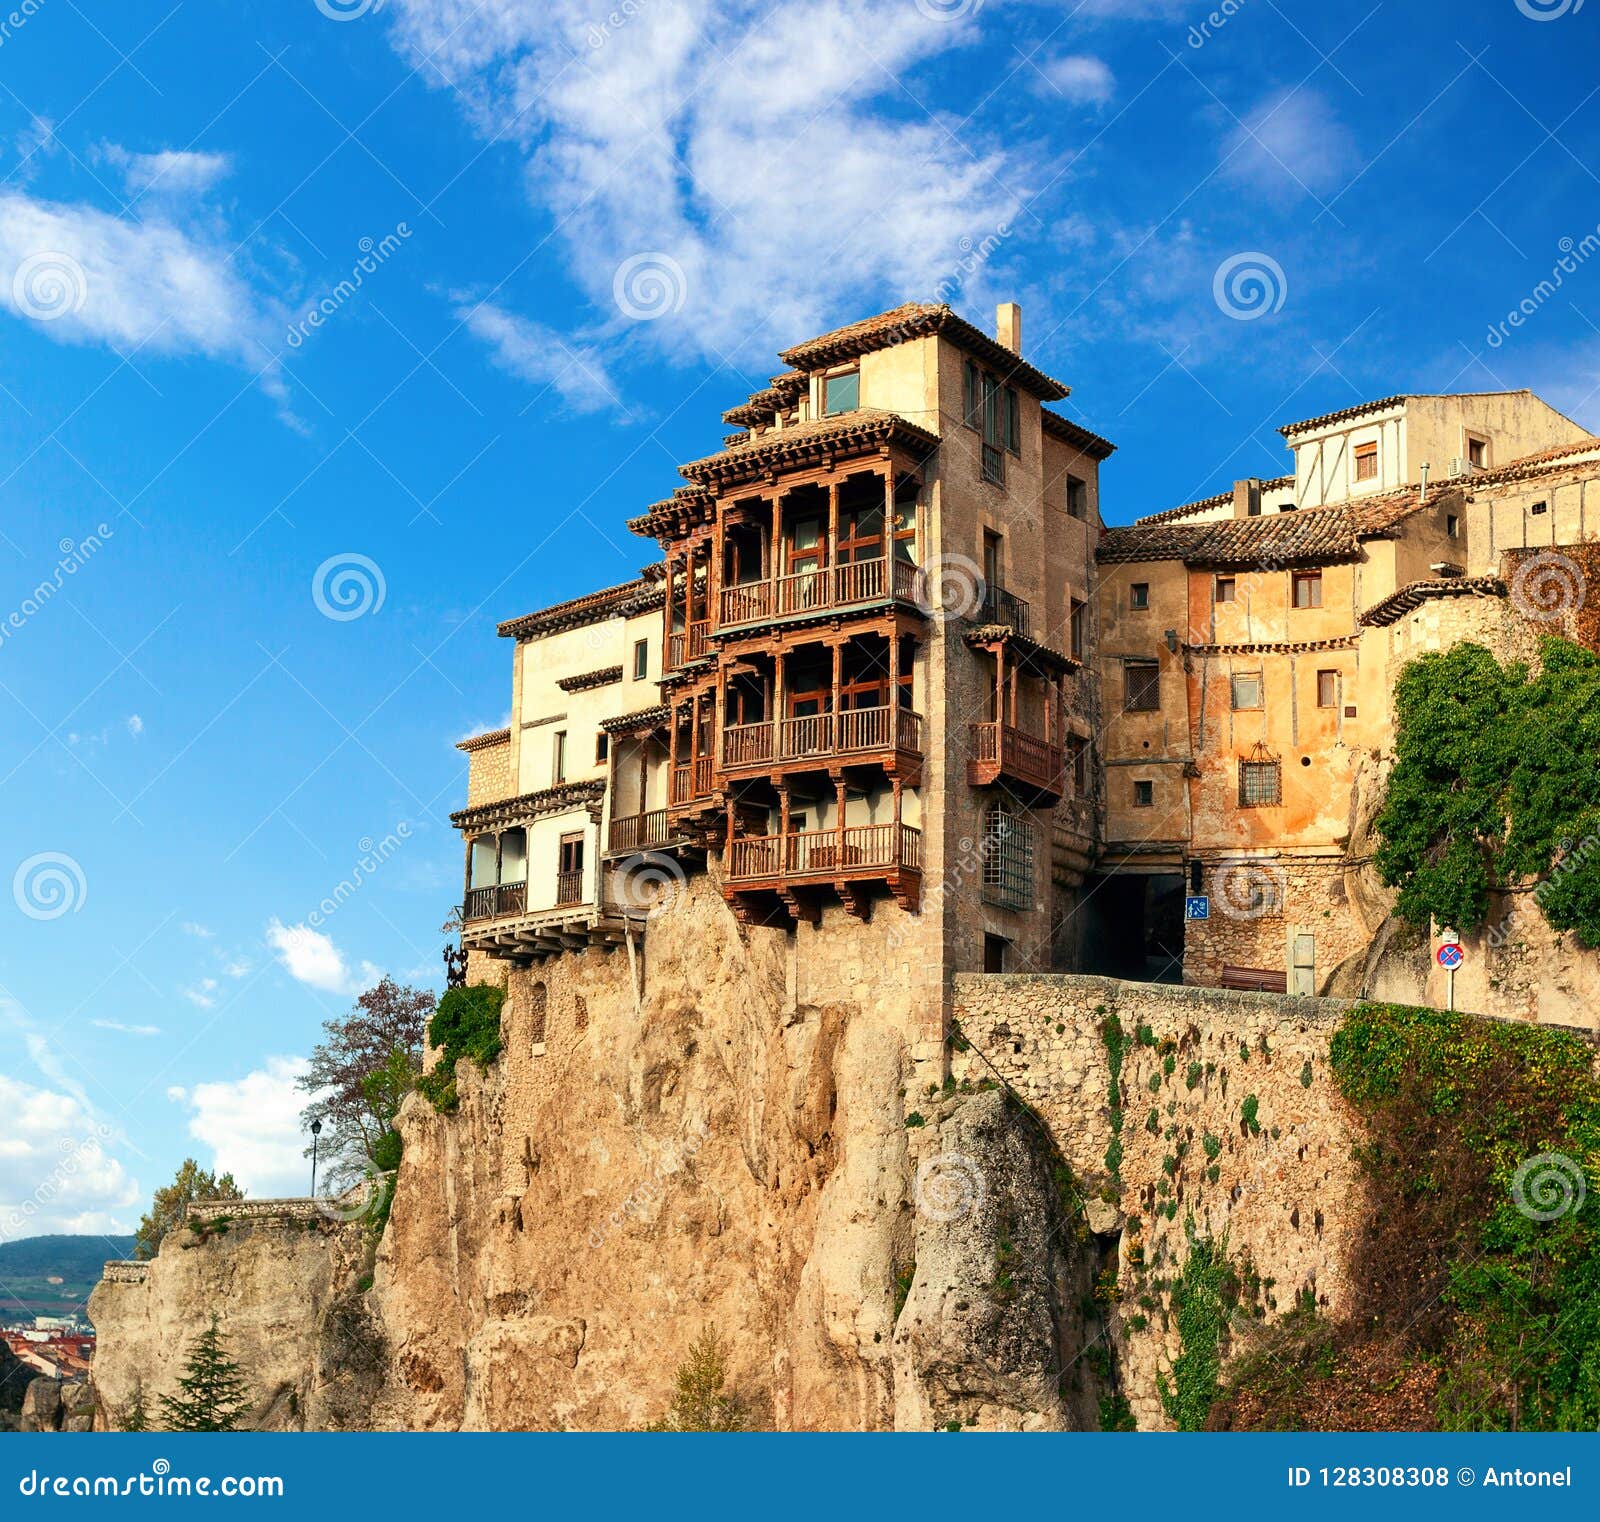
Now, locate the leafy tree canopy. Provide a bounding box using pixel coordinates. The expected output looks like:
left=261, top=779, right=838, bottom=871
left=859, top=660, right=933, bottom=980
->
left=1373, top=636, right=1600, bottom=943
left=134, top=1161, right=242, bottom=1261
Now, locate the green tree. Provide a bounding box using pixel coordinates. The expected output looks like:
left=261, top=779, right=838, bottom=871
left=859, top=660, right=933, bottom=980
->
left=134, top=1161, right=243, bottom=1261
left=645, top=1327, right=745, bottom=1432
left=158, top=1316, right=253, bottom=1432
left=120, top=1383, right=149, bottom=1433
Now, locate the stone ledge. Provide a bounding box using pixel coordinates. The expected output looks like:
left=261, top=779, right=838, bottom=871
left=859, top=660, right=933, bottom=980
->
left=952, top=971, right=1355, bottom=1021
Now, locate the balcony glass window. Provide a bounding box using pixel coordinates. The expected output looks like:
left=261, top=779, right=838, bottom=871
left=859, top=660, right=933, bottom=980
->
left=633, top=639, right=649, bottom=679
left=823, top=369, right=859, bottom=416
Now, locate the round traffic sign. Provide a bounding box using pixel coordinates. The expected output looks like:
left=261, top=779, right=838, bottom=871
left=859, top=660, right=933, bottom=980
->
left=1437, top=943, right=1463, bottom=970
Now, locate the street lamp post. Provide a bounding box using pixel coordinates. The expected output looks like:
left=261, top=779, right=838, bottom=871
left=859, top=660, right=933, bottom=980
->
left=310, top=1118, right=323, bottom=1199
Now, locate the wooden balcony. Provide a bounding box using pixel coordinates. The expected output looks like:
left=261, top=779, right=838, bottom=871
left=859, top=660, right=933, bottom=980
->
left=670, top=757, right=714, bottom=806
left=719, top=558, right=921, bottom=629
left=463, top=881, right=527, bottom=922
left=726, top=822, right=922, bottom=919
left=607, top=808, right=675, bottom=854
left=968, top=721, right=1064, bottom=801
left=555, top=869, right=583, bottom=907
left=721, top=705, right=923, bottom=778
left=667, top=620, right=710, bottom=668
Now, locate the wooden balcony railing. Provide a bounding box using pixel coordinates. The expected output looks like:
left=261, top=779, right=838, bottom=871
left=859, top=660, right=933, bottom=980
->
left=728, top=822, right=923, bottom=882
left=667, top=620, right=711, bottom=669
left=555, top=869, right=584, bottom=906
left=608, top=809, right=672, bottom=853
left=969, top=721, right=1063, bottom=795
left=720, top=558, right=921, bottom=628
left=463, top=881, right=527, bottom=922
left=721, top=707, right=924, bottom=772
left=670, top=758, right=714, bottom=805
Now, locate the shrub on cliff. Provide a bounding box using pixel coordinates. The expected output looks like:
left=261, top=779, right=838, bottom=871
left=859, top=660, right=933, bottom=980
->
left=416, top=984, right=505, bottom=1113
left=645, top=1327, right=746, bottom=1432
left=134, top=1161, right=243, bottom=1260
left=1374, top=636, right=1600, bottom=944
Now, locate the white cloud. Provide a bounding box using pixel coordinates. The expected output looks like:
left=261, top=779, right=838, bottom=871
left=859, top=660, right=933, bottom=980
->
left=1222, top=89, right=1358, bottom=197
left=456, top=299, right=624, bottom=414
left=181, top=978, right=219, bottom=1009
left=126, top=713, right=143, bottom=738
left=99, top=145, right=233, bottom=201
left=266, top=918, right=380, bottom=996
left=220, top=955, right=252, bottom=979
left=1035, top=55, right=1115, bottom=108
left=181, top=921, right=214, bottom=939
left=0, top=1072, right=140, bottom=1239
left=90, top=1019, right=162, bottom=1037
left=386, top=0, right=1026, bottom=362
left=169, top=1057, right=313, bottom=1197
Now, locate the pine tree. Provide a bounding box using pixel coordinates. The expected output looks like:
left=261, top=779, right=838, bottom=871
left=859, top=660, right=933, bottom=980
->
left=645, top=1327, right=745, bottom=1432
left=120, top=1383, right=149, bottom=1433
left=158, top=1316, right=253, bottom=1432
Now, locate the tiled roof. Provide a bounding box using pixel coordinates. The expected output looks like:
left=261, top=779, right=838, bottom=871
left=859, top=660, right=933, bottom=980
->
left=497, top=578, right=663, bottom=640
left=677, top=409, right=941, bottom=488
left=600, top=704, right=668, bottom=734
left=1278, top=395, right=1407, bottom=437
left=1460, top=434, right=1600, bottom=486
left=628, top=484, right=715, bottom=540
left=1186, top=636, right=1360, bottom=655
left=1358, top=575, right=1506, bottom=628
left=455, top=727, right=509, bottom=753
left=778, top=302, right=1070, bottom=401
left=1041, top=410, right=1116, bottom=460
left=1134, top=475, right=1295, bottom=527
left=557, top=665, right=623, bottom=693
left=450, top=781, right=605, bottom=833
left=1097, top=486, right=1459, bottom=568
left=963, top=625, right=1079, bottom=672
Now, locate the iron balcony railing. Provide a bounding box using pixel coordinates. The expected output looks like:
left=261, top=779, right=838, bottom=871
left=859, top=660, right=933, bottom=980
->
left=727, top=822, right=923, bottom=882
left=721, top=706, right=924, bottom=770
left=976, top=583, right=1030, bottom=636
left=719, top=558, right=920, bottom=628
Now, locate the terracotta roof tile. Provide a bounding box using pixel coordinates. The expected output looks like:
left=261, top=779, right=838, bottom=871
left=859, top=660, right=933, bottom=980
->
left=455, top=728, right=509, bottom=753
left=496, top=578, right=663, bottom=640
left=1459, top=434, right=1600, bottom=486
left=677, top=409, right=940, bottom=489
left=1041, top=410, right=1116, bottom=460
left=1134, top=475, right=1294, bottom=527
left=1278, top=395, right=1407, bottom=437
left=1358, top=574, right=1507, bottom=628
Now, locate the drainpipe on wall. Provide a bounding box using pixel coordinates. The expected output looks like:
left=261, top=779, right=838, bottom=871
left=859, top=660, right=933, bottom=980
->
left=1419, top=462, right=1429, bottom=506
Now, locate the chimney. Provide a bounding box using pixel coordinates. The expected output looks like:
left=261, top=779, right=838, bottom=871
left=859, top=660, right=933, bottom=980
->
left=996, top=302, right=1022, bottom=354
left=1232, top=478, right=1263, bottom=519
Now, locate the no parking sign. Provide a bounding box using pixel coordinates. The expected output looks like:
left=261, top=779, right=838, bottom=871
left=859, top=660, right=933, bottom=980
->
left=1437, top=942, right=1464, bottom=970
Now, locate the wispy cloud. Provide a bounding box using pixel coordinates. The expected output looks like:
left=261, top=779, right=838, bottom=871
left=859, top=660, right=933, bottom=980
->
left=97, top=144, right=233, bottom=201
left=91, top=1019, right=163, bottom=1037
left=1222, top=89, right=1358, bottom=198
left=1034, top=55, right=1115, bottom=108
left=266, top=919, right=379, bottom=996
left=456, top=299, right=624, bottom=414
left=182, top=978, right=220, bottom=1009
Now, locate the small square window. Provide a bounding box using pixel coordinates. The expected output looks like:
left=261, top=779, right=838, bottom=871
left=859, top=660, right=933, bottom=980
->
left=1292, top=570, right=1323, bottom=609
left=1124, top=660, right=1160, bottom=712
left=823, top=369, right=859, bottom=416
left=1316, top=670, right=1339, bottom=709
left=552, top=730, right=567, bottom=785
left=1133, top=780, right=1154, bottom=808
left=633, top=639, right=649, bottom=679
left=1231, top=672, right=1263, bottom=710
left=595, top=733, right=609, bottom=765
left=1467, top=435, right=1488, bottom=468
left=1530, top=501, right=1548, bottom=516
left=1446, top=514, right=1460, bottom=537
left=1129, top=582, right=1150, bottom=610
left=1066, top=475, right=1088, bottom=520
left=1215, top=576, right=1236, bottom=604
left=1354, top=441, right=1378, bottom=482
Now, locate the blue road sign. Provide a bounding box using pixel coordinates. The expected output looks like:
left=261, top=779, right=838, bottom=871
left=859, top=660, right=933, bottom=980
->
left=1185, top=895, right=1209, bottom=921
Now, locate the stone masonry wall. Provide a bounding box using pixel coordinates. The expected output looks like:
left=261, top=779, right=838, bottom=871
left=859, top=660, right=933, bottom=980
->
left=948, top=972, right=1362, bottom=1429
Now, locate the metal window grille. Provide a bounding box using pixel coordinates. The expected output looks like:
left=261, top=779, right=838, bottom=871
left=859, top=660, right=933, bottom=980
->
left=1125, top=661, right=1160, bottom=711
left=1238, top=760, right=1281, bottom=807
left=981, top=806, right=1035, bottom=911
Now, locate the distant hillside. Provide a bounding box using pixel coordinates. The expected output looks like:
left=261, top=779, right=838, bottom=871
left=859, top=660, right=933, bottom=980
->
left=0, top=1234, right=137, bottom=1323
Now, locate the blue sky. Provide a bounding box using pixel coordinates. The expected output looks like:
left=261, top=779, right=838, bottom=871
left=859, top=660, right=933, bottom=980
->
left=2, top=0, right=1599, bottom=1243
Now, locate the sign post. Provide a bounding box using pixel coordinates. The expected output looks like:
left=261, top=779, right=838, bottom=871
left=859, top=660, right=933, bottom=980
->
left=1436, top=934, right=1463, bottom=1011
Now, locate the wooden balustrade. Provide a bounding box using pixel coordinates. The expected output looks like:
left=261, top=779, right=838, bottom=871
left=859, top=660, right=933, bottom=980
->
left=670, top=759, right=714, bottom=804
left=462, top=881, right=528, bottom=922
left=555, top=869, right=584, bottom=907
left=721, top=706, right=923, bottom=771
left=780, top=711, right=834, bottom=758
left=667, top=621, right=711, bottom=669
left=722, top=721, right=776, bottom=768
left=727, top=823, right=923, bottom=882
left=719, top=558, right=922, bottom=628
left=968, top=721, right=1063, bottom=796
left=608, top=809, right=671, bottom=853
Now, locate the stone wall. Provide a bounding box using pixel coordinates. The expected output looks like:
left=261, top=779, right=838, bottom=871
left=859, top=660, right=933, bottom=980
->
left=948, top=972, right=1362, bottom=1429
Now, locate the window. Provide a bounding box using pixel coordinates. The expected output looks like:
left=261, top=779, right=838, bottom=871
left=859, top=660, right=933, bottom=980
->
left=1316, top=670, right=1339, bottom=709
left=1070, top=598, right=1087, bottom=660
left=962, top=359, right=981, bottom=429
left=966, top=361, right=1015, bottom=483
left=1238, top=759, right=1282, bottom=808
left=1231, top=672, right=1263, bottom=710
left=1530, top=501, right=1548, bottom=516
left=983, top=529, right=1002, bottom=591
left=1066, top=475, right=1088, bottom=520
left=1069, top=735, right=1089, bottom=796
left=1129, top=582, right=1150, bottom=610
left=983, top=934, right=1009, bottom=974
left=595, top=733, right=609, bottom=765
left=1446, top=514, right=1460, bottom=538
left=1354, top=441, right=1378, bottom=482
left=552, top=730, right=567, bottom=784
left=1124, top=659, right=1160, bottom=712
left=822, top=369, right=859, bottom=416
left=1215, top=576, right=1236, bottom=604
left=633, top=639, right=649, bottom=679
left=1292, top=570, right=1323, bottom=609
left=1133, top=779, right=1154, bottom=808
left=1005, top=386, right=1020, bottom=455
left=1467, top=435, right=1488, bottom=469
left=557, top=833, right=584, bottom=904
left=981, top=806, right=1035, bottom=911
